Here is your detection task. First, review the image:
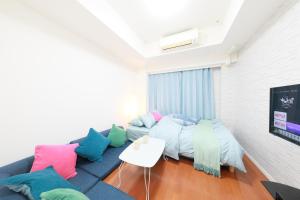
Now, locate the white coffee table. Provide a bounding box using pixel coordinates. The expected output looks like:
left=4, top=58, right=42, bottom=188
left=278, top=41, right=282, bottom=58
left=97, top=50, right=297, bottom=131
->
left=118, top=137, right=165, bottom=200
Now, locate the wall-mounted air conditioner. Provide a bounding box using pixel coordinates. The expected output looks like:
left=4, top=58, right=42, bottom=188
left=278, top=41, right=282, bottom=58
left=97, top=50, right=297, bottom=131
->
left=160, top=29, right=199, bottom=51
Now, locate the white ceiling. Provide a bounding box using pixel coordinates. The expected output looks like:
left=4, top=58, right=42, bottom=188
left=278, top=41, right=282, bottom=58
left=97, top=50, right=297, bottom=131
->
left=21, top=0, right=288, bottom=70
left=106, top=0, right=232, bottom=43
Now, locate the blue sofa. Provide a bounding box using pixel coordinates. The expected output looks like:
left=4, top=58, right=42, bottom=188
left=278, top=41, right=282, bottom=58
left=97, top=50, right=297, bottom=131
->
left=0, top=128, right=134, bottom=200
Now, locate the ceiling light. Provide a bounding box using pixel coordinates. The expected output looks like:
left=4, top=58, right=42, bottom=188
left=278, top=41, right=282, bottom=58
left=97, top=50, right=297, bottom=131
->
left=144, top=0, right=188, bottom=19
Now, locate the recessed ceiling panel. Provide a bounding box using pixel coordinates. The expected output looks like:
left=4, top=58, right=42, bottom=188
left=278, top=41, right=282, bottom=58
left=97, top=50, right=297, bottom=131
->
left=106, top=0, right=232, bottom=43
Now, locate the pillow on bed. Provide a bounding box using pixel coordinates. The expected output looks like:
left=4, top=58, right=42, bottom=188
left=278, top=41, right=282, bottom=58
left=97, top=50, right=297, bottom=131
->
left=151, top=111, right=163, bottom=122
left=172, top=118, right=195, bottom=126
left=171, top=114, right=199, bottom=124
left=129, top=117, right=144, bottom=127
left=141, top=113, right=156, bottom=128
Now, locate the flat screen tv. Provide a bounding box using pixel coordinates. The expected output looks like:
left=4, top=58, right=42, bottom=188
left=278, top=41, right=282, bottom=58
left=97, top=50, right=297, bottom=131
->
left=270, top=84, right=300, bottom=145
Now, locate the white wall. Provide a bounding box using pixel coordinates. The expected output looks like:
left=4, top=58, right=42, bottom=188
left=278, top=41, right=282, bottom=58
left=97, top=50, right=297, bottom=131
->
left=221, top=1, right=300, bottom=188
left=212, top=67, right=221, bottom=119
left=0, top=1, right=140, bottom=166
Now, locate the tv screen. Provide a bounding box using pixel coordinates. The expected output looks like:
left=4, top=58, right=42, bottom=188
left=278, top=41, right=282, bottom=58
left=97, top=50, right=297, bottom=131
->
left=270, top=84, right=300, bottom=145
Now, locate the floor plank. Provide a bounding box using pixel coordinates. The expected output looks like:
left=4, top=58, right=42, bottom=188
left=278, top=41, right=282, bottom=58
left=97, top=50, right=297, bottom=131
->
left=104, top=155, right=273, bottom=200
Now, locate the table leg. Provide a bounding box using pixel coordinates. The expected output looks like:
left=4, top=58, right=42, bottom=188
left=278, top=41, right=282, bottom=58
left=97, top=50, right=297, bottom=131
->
left=144, top=167, right=151, bottom=200
left=117, top=161, right=124, bottom=188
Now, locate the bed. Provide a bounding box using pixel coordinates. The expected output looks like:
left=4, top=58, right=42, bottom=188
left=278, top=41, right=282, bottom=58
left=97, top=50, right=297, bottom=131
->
left=126, top=125, right=151, bottom=141
left=126, top=116, right=246, bottom=173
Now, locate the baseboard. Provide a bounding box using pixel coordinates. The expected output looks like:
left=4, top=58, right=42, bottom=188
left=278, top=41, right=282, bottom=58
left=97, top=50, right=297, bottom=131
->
left=244, top=150, right=275, bottom=182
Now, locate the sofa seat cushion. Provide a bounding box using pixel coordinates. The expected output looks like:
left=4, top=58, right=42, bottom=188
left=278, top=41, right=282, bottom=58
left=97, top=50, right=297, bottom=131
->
left=68, top=168, right=99, bottom=193
left=85, top=181, right=134, bottom=200
left=0, top=191, right=27, bottom=200
left=77, top=141, right=131, bottom=179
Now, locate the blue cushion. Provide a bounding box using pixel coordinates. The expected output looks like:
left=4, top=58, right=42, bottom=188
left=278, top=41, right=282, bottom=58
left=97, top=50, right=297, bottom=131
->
left=140, top=113, right=156, bottom=128
left=77, top=141, right=131, bottom=179
left=68, top=168, right=98, bottom=193
left=86, top=181, right=133, bottom=200
left=0, top=166, right=78, bottom=200
left=76, top=128, right=111, bottom=162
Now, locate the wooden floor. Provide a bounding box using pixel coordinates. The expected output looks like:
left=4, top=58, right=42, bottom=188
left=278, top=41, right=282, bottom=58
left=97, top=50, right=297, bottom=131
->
left=104, top=156, right=273, bottom=200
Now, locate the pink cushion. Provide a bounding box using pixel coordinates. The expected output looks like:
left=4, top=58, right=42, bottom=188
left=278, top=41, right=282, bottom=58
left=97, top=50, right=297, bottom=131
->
left=152, top=111, right=163, bottom=122
left=30, top=143, right=79, bottom=179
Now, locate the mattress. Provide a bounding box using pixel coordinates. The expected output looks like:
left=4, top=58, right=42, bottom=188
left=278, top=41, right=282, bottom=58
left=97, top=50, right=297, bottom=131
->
left=126, top=125, right=151, bottom=141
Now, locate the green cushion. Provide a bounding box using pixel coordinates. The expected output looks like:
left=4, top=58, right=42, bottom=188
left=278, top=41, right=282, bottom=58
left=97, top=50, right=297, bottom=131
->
left=108, top=124, right=127, bottom=147
left=41, top=188, right=89, bottom=200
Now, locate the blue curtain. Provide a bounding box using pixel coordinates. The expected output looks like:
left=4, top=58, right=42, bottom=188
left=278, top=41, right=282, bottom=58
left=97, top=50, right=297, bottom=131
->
left=148, top=68, right=215, bottom=120
left=181, top=69, right=215, bottom=119
left=148, top=72, right=182, bottom=115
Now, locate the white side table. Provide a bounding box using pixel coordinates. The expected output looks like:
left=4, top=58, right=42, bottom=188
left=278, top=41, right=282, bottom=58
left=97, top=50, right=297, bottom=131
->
left=118, top=137, right=165, bottom=200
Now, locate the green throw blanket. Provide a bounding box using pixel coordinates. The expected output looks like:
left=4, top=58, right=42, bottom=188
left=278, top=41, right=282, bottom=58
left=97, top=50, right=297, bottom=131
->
left=193, top=120, right=221, bottom=177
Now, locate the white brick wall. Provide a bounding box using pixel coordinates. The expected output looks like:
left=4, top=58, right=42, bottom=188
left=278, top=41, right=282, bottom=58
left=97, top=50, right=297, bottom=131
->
left=221, top=1, right=300, bottom=188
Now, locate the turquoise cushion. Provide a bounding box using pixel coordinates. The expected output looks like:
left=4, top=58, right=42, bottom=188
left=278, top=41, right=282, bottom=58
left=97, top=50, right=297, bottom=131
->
left=140, top=113, right=156, bottom=128
left=0, top=166, right=78, bottom=200
left=76, top=128, right=110, bottom=162
left=129, top=118, right=143, bottom=127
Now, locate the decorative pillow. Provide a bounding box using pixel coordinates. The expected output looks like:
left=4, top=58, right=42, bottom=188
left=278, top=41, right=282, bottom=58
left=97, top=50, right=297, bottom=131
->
left=30, top=143, right=79, bottom=179
left=0, top=166, right=78, bottom=200
left=171, top=114, right=199, bottom=124
left=151, top=111, right=163, bottom=122
left=75, top=128, right=110, bottom=162
left=172, top=118, right=195, bottom=126
left=140, top=113, right=156, bottom=128
left=40, top=188, right=89, bottom=200
left=129, top=118, right=144, bottom=127
left=107, top=124, right=127, bottom=147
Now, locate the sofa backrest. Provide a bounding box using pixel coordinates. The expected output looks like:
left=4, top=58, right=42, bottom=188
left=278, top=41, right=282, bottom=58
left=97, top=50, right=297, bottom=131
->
left=0, top=156, right=34, bottom=176
left=0, top=127, right=123, bottom=176
left=69, top=127, right=123, bottom=144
